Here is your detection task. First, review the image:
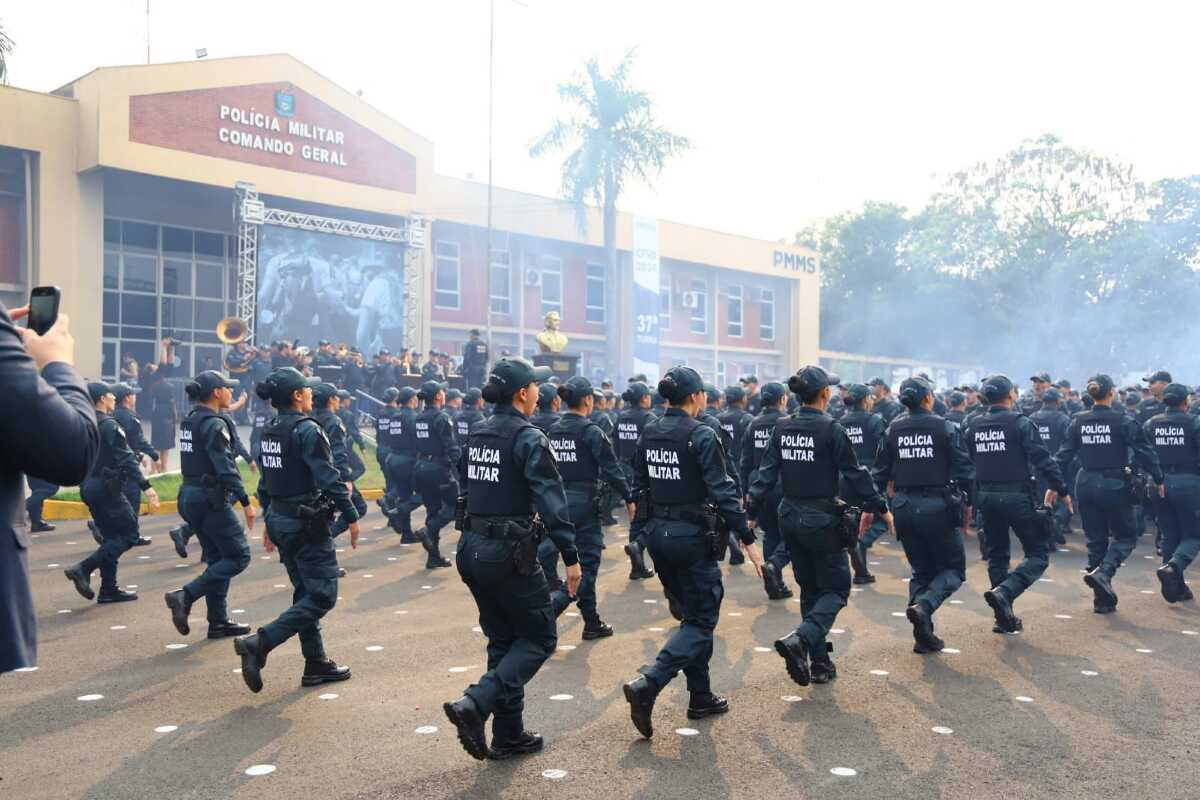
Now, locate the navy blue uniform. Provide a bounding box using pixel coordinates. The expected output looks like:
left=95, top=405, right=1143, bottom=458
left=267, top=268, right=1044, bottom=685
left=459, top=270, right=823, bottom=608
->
left=338, top=407, right=367, bottom=481
left=455, top=404, right=578, bottom=742
left=413, top=405, right=462, bottom=561
left=1054, top=405, right=1161, bottom=595
left=114, top=405, right=156, bottom=532
left=79, top=413, right=149, bottom=594
left=178, top=406, right=252, bottom=624
left=1, top=304, right=98, bottom=671
left=315, top=408, right=369, bottom=535
left=740, top=407, right=789, bottom=580
left=632, top=409, right=751, bottom=696
left=1145, top=411, right=1200, bottom=600
left=1031, top=406, right=1074, bottom=533
left=256, top=411, right=361, bottom=660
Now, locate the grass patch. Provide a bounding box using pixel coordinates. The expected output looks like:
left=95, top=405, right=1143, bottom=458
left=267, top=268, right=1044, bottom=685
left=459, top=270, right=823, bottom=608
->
left=53, top=442, right=386, bottom=504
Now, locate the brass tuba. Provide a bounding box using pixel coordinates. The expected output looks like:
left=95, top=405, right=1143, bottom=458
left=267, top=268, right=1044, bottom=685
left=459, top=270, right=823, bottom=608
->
left=216, top=317, right=250, bottom=345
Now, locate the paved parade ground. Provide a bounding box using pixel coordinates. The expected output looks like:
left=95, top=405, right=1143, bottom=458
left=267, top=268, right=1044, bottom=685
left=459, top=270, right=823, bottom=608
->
left=3, top=511, right=1197, bottom=800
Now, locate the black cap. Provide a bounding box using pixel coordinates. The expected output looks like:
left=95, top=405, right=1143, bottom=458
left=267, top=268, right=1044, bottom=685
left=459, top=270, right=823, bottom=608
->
left=87, top=381, right=113, bottom=403
left=464, top=388, right=482, bottom=404
left=312, top=382, right=339, bottom=405
left=446, top=388, right=463, bottom=401
left=949, top=391, right=966, bottom=406
left=1042, top=387, right=1061, bottom=403
left=398, top=386, right=418, bottom=404
left=1054, top=379, right=1071, bottom=389
left=419, top=380, right=447, bottom=402
left=318, top=339, right=331, bottom=347
left=724, top=385, right=745, bottom=403
left=1029, top=372, right=1052, bottom=383
left=487, top=357, right=553, bottom=395
left=190, top=371, right=236, bottom=398
left=469, top=328, right=481, bottom=336
left=704, top=384, right=721, bottom=404
left=336, top=389, right=352, bottom=401
left=1087, top=374, right=1116, bottom=395
left=659, top=365, right=705, bottom=401
left=842, top=383, right=870, bottom=403
left=559, top=376, right=594, bottom=405
left=788, top=365, right=840, bottom=397
left=739, top=374, right=758, bottom=386
left=868, top=377, right=889, bottom=389
left=623, top=381, right=651, bottom=402
left=382, top=387, right=401, bottom=403
left=537, top=382, right=558, bottom=407
left=112, top=381, right=143, bottom=400
left=1162, top=382, right=1191, bottom=405
left=1143, top=370, right=1173, bottom=384
left=265, top=367, right=321, bottom=398
left=760, top=381, right=786, bottom=406
left=981, top=374, right=1015, bottom=403
left=1125, top=392, right=1141, bottom=406
left=898, top=376, right=932, bottom=407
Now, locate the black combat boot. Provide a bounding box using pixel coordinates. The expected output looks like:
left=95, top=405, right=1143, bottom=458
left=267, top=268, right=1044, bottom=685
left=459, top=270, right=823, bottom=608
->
left=727, top=538, right=746, bottom=566
left=443, top=695, right=489, bottom=760
left=687, top=692, right=730, bottom=719
left=164, top=589, right=191, bottom=636
left=849, top=542, right=875, bottom=584
left=63, top=565, right=94, bottom=600
left=1157, top=563, right=1184, bottom=603
left=762, top=562, right=788, bottom=600
left=810, top=644, right=837, bottom=684
left=625, top=542, right=654, bottom=580
left=31, top=521, right=55, bottom=533
left=168, top=525, right=189, bottom=558
left=97, top=587, right=138, bottom=603
left=773, top=633, right=811, bottom=687
left=581, top=621, right=614, bottom=640
left=133, top=536, right=152, bottom=547
left=983, top=587, right=1021, bottom=634
left=623, top=676, right=659, bottom=739
left=208, top=620, right=251, bottom=639
left=233, top=631, right=271, bottom=693
left=488, top=731, right=544, bottom=760
left=907, top=602, right=943, bottom=652
left=301, top=658, right=352, bottom=686
left=1084, top=566, right=1118, bottom=611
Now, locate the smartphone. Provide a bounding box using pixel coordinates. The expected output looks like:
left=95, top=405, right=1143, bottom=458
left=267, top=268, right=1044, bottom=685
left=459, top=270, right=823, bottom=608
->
left=27, top=286, right=61, bottom=336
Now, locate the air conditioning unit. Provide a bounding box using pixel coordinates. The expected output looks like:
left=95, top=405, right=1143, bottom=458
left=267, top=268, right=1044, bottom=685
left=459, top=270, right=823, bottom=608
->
left=680, top=291, right=698, bottom=309
left=525, top=270, right=542, bottom=288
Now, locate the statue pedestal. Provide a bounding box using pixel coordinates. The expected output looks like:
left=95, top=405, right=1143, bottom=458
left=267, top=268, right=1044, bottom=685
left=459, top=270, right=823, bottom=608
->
left=532, top=353, right=579, bottom=381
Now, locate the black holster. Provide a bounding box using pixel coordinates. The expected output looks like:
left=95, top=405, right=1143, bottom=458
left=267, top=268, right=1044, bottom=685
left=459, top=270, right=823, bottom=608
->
left=201, top=474, right=228, bottom=511
left=702, top=503, right=731, bottom=561
left=512, top=519, right=544, bottom=577
left=297, top=497, right=336, bottom=544
left=633, top=491, right=651, bottom=524
left=943, top=485, right=968, bottom=528
left=101, top=467, right=124, bottom=497
left=834, top=499, right=862, bottom=551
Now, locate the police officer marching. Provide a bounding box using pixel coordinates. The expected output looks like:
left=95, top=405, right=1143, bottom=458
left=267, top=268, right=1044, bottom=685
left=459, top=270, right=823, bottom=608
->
left=233, top=367, right=362, bottom=693
left=373, top=386, right=401, bottom=522
left=530, top=383, right=561, bottom=433
left=111, top=382, right=156, bottom=547
left=412, top=380, right=460, bottom=568
left=964, top=375, right=1072, bottom=634
left=739, top=381, right=793, bottom=600
left=443, top=357, right=582, bottom=761
left=749, top=367, right=889, bottom=687
left=621, top=366, right=763, bottom=739
left=163, top=371, right=254, bottom=640
left=63, top=382, right=161, bottom=604
left=546, top=376, right=636, bottom=638
left=1030, top=387, right=1074, bottom=541
left=838, top=383, right=888, bottom=584
left=872, top=376, right=975, bottom=654
left=616, top=382, right=656, bottom=580
left=456, top=387, right=486, bottom=440
left=336, top=389, right=368, bottom=483
left=698, top=384, right=746, bottom=566
left=1143, top=383, right=1200, bottom=603
left=385, top=386, right=424, bottom=545
left=312, top=382, right=369, bottom=536
left=1054, top=374, right=1163, bottom=614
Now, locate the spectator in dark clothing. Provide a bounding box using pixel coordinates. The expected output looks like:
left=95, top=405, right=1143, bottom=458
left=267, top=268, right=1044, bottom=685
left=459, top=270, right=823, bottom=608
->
left=1, top=302, right=100, bottom=673
left=143, top=339, right=179, bottom=473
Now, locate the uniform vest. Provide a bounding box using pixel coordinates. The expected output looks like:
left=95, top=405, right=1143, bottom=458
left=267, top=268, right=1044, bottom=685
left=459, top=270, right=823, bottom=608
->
left=970, top=409, right=1030, bottom=483
left=259, top=415, right=319, bottom=497
left=839, top=410, right=880, bottom=466
left=642, top=416, right=706, bottom=506
left=90, top=415, right=125, bottom=477
left=776, top=413, right=838, bottom=499
left=457, top=409, right=483, bottom=440
left=717, top=409, right=748, bottom=452
left=1030, top=409, right=1069, bottom=455
left=465, top=413, right=534, bottom=516
left=1147, top=411, right=1197, bottom=468
left=746, top=410, right=780, bottom=471
left=393, top=408, right=417, bottom=454
left=1073, top=408, right=1127, bottom=470
left=615, top=408, right=651, bottom=461
left=179, top=408, right=222, bottom=478
left=888, top=413, right=950, bottom=488
left=414, top=408, right=443, bottom=457
left=530, top=410, right=560, bottom=434
left=375, top=407, right=395, bottom=450
left=252, top=411, right=270, bottom=436
left=548, top=418, right=599, bottom=483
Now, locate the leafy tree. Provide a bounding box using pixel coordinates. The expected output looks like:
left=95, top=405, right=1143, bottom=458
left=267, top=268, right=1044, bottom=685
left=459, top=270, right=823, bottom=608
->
left=531, top=50, right=690, bottom=282
left=0, top=21, right=14, bottom=85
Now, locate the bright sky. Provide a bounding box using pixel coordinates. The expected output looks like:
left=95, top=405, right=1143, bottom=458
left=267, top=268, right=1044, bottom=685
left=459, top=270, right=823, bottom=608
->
left=5, top=1, right=1199, bottom=241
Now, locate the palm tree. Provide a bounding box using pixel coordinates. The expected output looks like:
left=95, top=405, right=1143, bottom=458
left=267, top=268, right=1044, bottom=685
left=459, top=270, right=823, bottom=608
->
left=531, top=50, right=690, bottom=282
left=0, top=21, right=13, bottom=85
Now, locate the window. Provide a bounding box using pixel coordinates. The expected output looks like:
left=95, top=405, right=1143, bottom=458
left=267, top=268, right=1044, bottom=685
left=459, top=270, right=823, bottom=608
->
left=434, top=240, right=460, bottom=309
left=659, top=277, right=671, bottom=331
left=540, top=255, right=562, bottom=315
left=726, top=284, right=743, bottom=337
left=760, top=288, right=775, bottom=341
left=586, top=263, right=606, bottom=324
left=489, top=248, right=511, bottom=314
left=689, top=279, right=707, bottom=335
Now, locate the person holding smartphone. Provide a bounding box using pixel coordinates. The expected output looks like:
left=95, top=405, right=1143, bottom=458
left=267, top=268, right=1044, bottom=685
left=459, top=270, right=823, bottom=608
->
left=1, top=293, right=100, bottom=672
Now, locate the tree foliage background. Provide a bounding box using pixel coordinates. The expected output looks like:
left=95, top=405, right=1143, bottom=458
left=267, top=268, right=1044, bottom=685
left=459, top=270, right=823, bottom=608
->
left=799, top=134, right=1200, bottom=383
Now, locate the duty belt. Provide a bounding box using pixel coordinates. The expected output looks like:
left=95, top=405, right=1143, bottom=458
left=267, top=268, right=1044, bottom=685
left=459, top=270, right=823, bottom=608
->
left=180, top=476, right=210, bottom=486
left=782, top=496, right=838, bottom=512
left=977, top=481, right=1030, bottom=492
left=464, top=516, right=534, bottom=539
left=648, top=503, right=706, bottom=523
left=1088, top=467, right=1129, bottom=479
left=416, top=454, right=448, bottom=463
left=268, top=498, right=320, bottom=517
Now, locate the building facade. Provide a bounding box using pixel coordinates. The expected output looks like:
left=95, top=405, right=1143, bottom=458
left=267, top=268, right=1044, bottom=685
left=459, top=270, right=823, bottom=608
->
left=0, top=54, right=820, bottom=386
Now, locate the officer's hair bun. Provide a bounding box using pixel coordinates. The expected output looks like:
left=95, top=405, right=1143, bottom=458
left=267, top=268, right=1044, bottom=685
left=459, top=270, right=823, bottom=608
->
left=899, top=387, right=923, bottom=409
left=184, top=381, right=203, bottom=401
left=1086, top=380, right=1107, bottom=400
left=786, top=375, right=803, bottom=395
left=621, top=386, right=636, bottom=403
left=657, top=375, right=681, bottom=404
left=254, top=380, right=274, bottom=401
left=481, top=375, right=507, bottom=404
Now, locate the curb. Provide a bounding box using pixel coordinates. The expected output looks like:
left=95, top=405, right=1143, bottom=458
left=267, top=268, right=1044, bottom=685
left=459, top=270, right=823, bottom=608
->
left=43, top=487, right=386, bottom=521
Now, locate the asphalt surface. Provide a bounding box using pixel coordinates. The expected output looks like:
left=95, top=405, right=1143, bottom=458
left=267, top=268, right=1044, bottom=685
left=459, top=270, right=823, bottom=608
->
left=3, top=510, right=1198, bottom=800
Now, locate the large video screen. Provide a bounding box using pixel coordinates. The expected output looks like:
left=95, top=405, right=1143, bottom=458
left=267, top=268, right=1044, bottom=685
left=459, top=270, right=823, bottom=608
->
left=256, top=225, right=407, bottom=354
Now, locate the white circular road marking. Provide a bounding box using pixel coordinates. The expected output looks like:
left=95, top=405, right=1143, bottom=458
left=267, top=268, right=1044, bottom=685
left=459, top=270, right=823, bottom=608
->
left=155, top=725, right=178, bottom=733
left=754, top=646, right=772, bottom=653
left=1015, top=696, right=1034, bottom=703
left=1135, top=648, right=1153, bottom=654
left=165, top=643, right=188, bottom=650
left=365, top=645, right=384, bottom=652
left=46, top=563, right=60, bottom=568
left=781, top=695, right=804, bottom=703
left=549, top=694, right=573, bottom=701
left=870, top=670, right=889, bottom=676
left=675, top=728, right=699, bottom=736
left=830, top=767, right=858, bottom=777
left=648, top=627, right=665, bottom=632
left=415, top=725, right=438, bottom=734
left=13, top=666, right=38, bottom=672
left=542, top=769, right=568, bottom=780
left=57, top=609, right=71, bottom=614
left=942, top=648, right=961, bottom=654
left=931, top=726, right=953, bottom=735
left=558, top=645, right=576, bottom=651
left=1081, top=670, right=1099, bottom=676
left=448, top=666, right=472, bottom=673
left=319, top=693, right=339, bottom=700
left=949, top=599, right=965, bottom=605
left=830, top=628, right=846, bottom=634
left=1054, top=614, right=1073, bottom=620
left=890, top=612, right=906, bottom=617
left=110, top=625, right=127, bottom=631
left=1182, top=630, right=1198, bottom=636
left=643, top=599, right=658, bottom=604
left=77, top=694, right=104, bottom=702
left=244, top=764, right=276, bottom=776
